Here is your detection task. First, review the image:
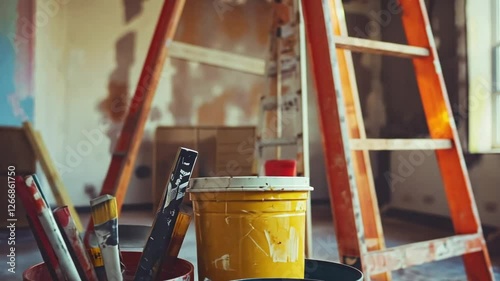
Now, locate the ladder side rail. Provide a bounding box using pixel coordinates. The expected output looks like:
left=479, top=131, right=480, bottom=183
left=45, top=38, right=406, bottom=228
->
left=85, top=0, right=186, bottom=237
left=399, top=0, right=494, bottom=279
left=301, top=0, right=367, bottom=272
left=329, top=3, right=389, bottom=279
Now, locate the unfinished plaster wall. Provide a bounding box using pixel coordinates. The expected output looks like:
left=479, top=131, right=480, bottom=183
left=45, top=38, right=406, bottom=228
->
left=30, top=0, right=426, bottom=207
left=35, top=0, right=273, bottom=206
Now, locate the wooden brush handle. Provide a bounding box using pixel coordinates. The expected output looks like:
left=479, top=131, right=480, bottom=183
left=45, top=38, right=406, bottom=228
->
left=134, top=148, right=197, bottom=281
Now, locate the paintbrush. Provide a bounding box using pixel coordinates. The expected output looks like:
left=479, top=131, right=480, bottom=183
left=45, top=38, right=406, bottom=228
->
left=16, top=176, right=65, bottom=281
left=88, top=243, right=107, bottom=281
left=161, top=204, right=192, bottom=268
left=25, top=175, right=81, bottom=280
left=159, top=204, right=193, bottom=274
left=152, top=208, right=192, bottom=281
left=134, top=147, right=198, bottom=281
left=91, top=194, right=122, bottom=281
left=54, top=206, right=99, bottom=281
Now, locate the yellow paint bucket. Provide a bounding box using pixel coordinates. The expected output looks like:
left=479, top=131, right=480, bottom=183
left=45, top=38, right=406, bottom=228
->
left=188, top=177, right=313, bottom=281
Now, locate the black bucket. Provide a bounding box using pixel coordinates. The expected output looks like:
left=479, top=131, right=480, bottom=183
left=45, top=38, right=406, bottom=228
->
left=233, top=259, right=363, bottom=281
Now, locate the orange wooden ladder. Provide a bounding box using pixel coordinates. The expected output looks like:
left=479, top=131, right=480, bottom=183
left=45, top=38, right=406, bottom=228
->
left=301, top=0, right=495, bottom=280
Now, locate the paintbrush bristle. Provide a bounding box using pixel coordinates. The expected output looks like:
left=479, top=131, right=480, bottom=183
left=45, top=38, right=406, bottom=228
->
left=90, top=195, right=117, bottom=225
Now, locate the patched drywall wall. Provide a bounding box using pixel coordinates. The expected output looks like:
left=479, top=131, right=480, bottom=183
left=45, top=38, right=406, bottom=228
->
left=32, top=0, right=383, bottom=205
left=35, top=0, right=273, bottom=206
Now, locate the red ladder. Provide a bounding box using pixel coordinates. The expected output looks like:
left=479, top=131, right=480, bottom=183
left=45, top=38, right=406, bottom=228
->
left=84, top=0, right=186, bottom=237
left=301, top=0, right=495, bottom=280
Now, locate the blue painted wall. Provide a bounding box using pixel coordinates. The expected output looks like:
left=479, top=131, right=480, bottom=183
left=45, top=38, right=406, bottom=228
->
left=0, top=1, right=34, bottom=127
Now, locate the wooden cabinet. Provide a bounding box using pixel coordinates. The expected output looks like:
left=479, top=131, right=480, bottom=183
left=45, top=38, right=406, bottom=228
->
left=153, top=126, right=256, bottom=210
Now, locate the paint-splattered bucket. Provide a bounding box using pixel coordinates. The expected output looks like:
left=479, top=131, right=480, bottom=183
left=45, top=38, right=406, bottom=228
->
left=188, top=177, right=313, bottom=281
left=232, top=259, right=363, bottom=281
left=22, top=251, right=194, bottom=281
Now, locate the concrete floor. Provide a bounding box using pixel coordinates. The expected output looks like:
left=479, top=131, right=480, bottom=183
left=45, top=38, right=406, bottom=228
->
left=1, top=205, right=499, bottom=281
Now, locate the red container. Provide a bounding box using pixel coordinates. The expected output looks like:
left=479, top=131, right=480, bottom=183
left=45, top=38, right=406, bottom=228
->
left=265, top=160, right=297, bottom=176
left=23, top=251, right=194, bottom=281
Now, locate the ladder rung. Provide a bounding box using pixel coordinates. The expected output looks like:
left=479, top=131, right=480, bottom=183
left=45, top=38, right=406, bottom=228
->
left=350, top=139, right=452, bottom=151
left=267, top=55, right=298, bottom=76
left=261, top=93, right=300, bottom=111
left=258, top=138, right=298, bottom=148
left=277, top=23, right=295, bottom=38
left=364, top=233, right=484, bottom=275
left=169, top=41, right=266, bottom=75
left=334, top=36, right=430, bottom=58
